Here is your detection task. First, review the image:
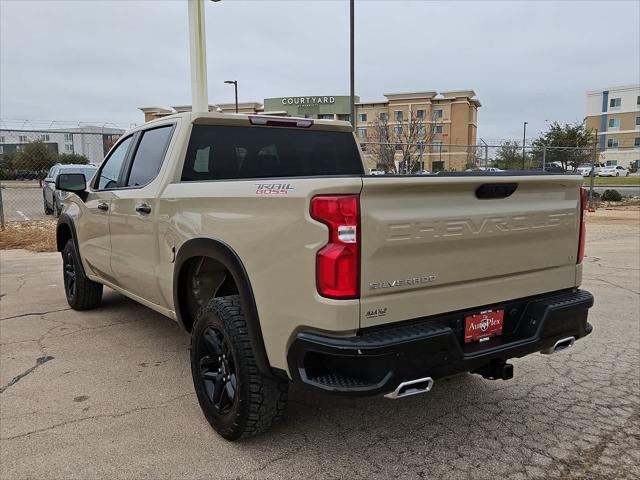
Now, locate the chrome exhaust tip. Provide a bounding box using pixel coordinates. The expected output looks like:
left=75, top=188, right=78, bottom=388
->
left=384, top=377, right=434, bottom=399
left=541, top=336, right=576, bottom=355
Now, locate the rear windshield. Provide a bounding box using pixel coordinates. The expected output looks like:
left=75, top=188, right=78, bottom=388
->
left=181, top=125, right=363, bottom=181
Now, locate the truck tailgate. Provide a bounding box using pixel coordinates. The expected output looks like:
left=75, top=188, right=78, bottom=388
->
left=359, top=175, right=583, bottom=327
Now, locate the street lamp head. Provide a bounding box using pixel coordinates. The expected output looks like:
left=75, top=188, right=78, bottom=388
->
left=224, top=80, right=236, bottom=84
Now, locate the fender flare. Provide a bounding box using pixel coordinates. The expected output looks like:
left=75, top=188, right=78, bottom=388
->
left=174, top=238, right=276, bottom=378
left=56, top=213, right=87, bottom=276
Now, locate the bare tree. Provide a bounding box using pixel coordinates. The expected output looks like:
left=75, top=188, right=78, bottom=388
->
left=368, top=115, right=397, bottom=173
left=368, top=111, right=438, bottom=174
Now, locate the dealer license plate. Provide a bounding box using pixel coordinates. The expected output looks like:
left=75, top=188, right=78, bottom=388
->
left=464, top=309, right=504, bottom=344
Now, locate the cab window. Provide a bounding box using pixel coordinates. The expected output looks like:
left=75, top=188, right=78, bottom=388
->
left=126, top=125, right=173, bottom=187
left=95, top=136, right=132, bottom=190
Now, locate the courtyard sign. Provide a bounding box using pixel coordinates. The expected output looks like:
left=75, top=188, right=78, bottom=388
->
left=281, top=96, right=336, bottom=106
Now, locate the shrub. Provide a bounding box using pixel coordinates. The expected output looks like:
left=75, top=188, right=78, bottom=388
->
left=601, top=189, right=622, bottom=202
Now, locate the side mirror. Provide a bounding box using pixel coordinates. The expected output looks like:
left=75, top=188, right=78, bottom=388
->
left=56, top=173, right=87, bottom=201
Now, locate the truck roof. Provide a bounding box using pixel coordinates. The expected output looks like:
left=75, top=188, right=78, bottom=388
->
left=141, top=111, right=354, bottom=133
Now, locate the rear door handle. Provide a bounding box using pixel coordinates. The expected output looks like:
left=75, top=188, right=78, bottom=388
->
left=97, top=202, right=109, bottom=211
left=135, top=204, right=152, bottom=215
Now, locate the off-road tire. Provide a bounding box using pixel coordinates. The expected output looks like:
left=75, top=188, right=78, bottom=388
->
left=62, top=239, right=103, bottom=310
left=191, top=295, right=288, bottom=440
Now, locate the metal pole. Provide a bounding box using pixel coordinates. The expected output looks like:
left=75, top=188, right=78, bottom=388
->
left=480, top=138, right=488, bottom=168
left=0, top=182, right=5, bottom=230
left=349, top=0, right=355, bottom=128
left=188, top=0, right=209, bottom=113
left=542, top=144, right=546, bottom=169
left=234, top=82, right=238, bottom=113
left=521, top=121, right=527, bottom=169
left=588, top=128, right=597, bottom=211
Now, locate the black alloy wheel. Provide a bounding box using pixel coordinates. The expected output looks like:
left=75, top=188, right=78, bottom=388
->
left=63, top=246, right=77, bottom=302
left=198, top=326, right=238, bottom=414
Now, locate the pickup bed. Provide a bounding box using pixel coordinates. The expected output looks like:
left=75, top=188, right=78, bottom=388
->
left=55, top=112, right=593, bottom=440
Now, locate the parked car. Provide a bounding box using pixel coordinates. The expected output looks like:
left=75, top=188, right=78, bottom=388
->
left=43, top=164, right=97, bottom=216
left=598, top=165, right=630, bottom=177
left=575, top=164, right=599, bottom=177
left=541, top=164, right=566, bottom=173
left=55, top=112, right=593, bottom=440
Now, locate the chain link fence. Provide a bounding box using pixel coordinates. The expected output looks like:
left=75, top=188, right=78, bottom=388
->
left=1, top=131, right=638, bottom=227
left=0, top=126, right=124, bottom=226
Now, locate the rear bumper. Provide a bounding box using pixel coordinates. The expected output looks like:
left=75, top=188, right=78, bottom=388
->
left=287, top=289, right=593, bottom=396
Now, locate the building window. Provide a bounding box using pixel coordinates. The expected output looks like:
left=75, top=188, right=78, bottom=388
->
left=379, top=112, right=388, bottom=122
left=607, top=138, right=619, bottom=148
left=609, top=98, right=622, bottom=108
left=0, top=136, right=4, bottom=143
left=636, top=116, right=640, bottom=127
left=358, top=113, right=367, bottom=122
left=65, top=144, right=74, bottom=152
left=433, top=125, right=443, bottom=134
left=432, top=141, right=443, bottom=147
left=635, top=137, right=640, bottom=147
left=394, top=126, right=403, bottom=135
left=0, top=145, right=3, bottom=154
left=416, top=109, right=425, bottom=119
left=434, top=109, right=443, bottom=119
left=394, top=111, right=403, bottom=121
left=19, top=135, right=28, bottom=142
left=608, top=118, right=620, bottom=129
left=64, top=133, right=73, bottom=142
left=418, top=126, right=426, bottom=135
left=357, top=128, right=367, bottom=138
left=637, top=95, right=640, bottom=105
left=395, top=143, right=402, bottom=151
left=40, top=134, right=50, bottom=142
left=417, top=141, right=425, bottom=152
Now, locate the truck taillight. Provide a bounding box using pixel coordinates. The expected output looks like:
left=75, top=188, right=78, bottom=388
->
left=310, top=195, right=360, bottom=299
left=577, top=188, right=587, bottom=264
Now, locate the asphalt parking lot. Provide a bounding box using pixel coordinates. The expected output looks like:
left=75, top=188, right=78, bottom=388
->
left=0, top=185, right=47, bottom=221
left=1, top=210, right=638, bottom=480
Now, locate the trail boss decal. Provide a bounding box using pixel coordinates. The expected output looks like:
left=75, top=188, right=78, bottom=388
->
left=255, top=183, right=294, bottom=195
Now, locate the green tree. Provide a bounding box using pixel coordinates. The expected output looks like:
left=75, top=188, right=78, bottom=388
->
left=58, top=153, right=90, bottom=165
left=530, top=121, right=594, bottom=171
left=14, top=140, right=58, bottom=177
left=0, top=151, right=17, bottom=180
left=494, top=140, right=522, bottom=170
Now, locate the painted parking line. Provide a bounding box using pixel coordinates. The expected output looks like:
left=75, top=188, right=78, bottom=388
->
left=16, top=210, right=30, bottom=221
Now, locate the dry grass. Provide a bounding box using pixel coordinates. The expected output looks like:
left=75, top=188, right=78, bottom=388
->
left=0, top=220, right=57, bottom=252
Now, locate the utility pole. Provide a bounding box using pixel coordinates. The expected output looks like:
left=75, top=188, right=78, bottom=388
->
left=521, top=121, right=528, bottom=169
left=349, top=0, right=355, bottom=128
left=188, top=0, right=209, bottom=113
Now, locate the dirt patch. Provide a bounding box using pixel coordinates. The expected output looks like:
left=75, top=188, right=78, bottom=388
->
left=586, top=205, right=640, bottom=225
left=0, top=220, right=57, bottom=252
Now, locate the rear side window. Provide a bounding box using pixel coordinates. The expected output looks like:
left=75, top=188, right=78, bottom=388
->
left=127, top=125, right=174, bottom=187
left=181, top=125, right=363, bottom=181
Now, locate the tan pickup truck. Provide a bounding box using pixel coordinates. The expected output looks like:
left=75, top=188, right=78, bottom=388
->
left=55, top=112, right=593, bottom=440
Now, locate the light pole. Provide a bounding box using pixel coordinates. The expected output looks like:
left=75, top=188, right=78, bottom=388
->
left=521, top=121, right=528, bottom=169
left=349, top=0, right=355, bottom=128
left=479, top=138, right=488, bottom=168
left=188, top=0, right=210, bottom=113
left=224, top=80, right=238, bottom=113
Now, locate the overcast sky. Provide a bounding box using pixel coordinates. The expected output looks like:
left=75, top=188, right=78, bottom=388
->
left=1, top=0, right=638, bottom=140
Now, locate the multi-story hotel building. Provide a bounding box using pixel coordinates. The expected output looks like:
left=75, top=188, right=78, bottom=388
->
left=585, top=84, right=640, bottom=169
left=140, top=89, right=481, bottom=171
left=354, top=90, right=480, bottom=171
